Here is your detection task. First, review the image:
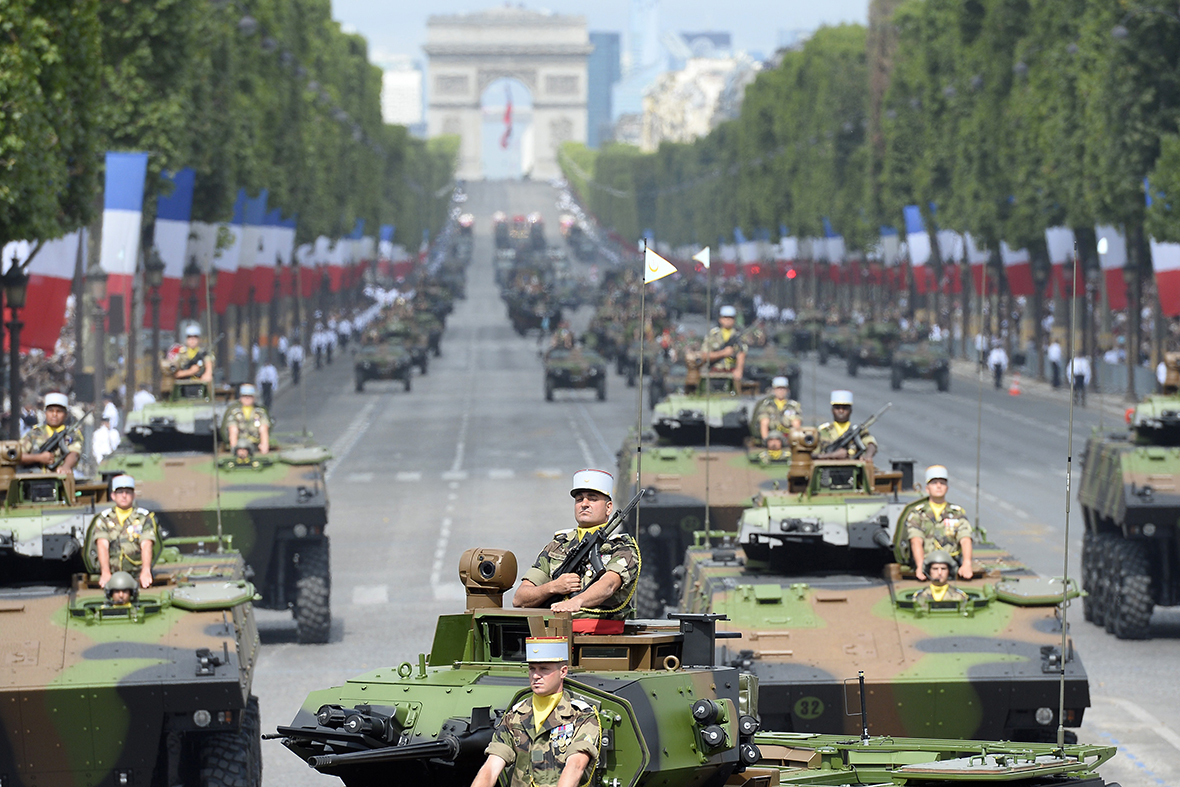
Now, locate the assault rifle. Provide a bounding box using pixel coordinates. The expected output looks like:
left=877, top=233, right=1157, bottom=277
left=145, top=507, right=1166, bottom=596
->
left=551, top=489, right=645, bottom=589
left=818, top=402, right=891, bottom=458
left=35, top=429, right=68, bottom=470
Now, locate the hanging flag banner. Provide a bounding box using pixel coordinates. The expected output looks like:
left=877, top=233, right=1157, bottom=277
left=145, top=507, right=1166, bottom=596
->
left=378, top=224, right=395, bottom=278
left=233, top=190, right=267, bottom=305
left=212, top=190, right=246, bottom=314
left=692, top=246, right=710, bottom=270
left=99, top=151, right=150, bottom=329
left=150, top=167, right=195, bottom=331
left=183, top=221, right=217, bottom=319
left=644, top=246, right=678, bottom=284
left=252, top=207, right=281, bottom=303
left=1151, top=238, right=1180, bottom=317
left=965, top=233, right=990, bottom=292
left=1044, top=226, right=1078, bottom=298
left=902, top=205, right=934, bottom=293
left=2, top=232, right=81, bottom=352
left=1095, top=225, right=1127, bottom=311
left=1000, top=241, right=1034, bottom=296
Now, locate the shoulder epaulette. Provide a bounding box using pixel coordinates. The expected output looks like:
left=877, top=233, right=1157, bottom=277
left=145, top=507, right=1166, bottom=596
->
left=818, top=421, right=832, bottom=430
left=511, top=698, right=531, bottom=713
left=569, top=698, right=593, bottom=711
left=553, top=528, right=575, bottom=538
left=99, top=507, right=115, bottom=517
left=136, top=507, right=151, bottom=516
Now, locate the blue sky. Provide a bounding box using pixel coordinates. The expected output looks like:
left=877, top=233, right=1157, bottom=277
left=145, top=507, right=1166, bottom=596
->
left=333, top=0, right=870, bottom=67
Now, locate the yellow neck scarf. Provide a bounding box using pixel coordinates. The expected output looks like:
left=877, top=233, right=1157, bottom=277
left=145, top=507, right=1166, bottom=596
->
left=831, top=420, right=851, bottom=437
left=929, top=501, right=947, bottom=519
left=575, top=522, right=607, bottom=543
left=242, top=405, right=254, bottom=419
left=720, top=328, right=733, bottom=342
left=115, top=506, right=134, bottom=526
left=929, top=583, right=950, bottom=602
left=532, top=692, right=561, bottom=733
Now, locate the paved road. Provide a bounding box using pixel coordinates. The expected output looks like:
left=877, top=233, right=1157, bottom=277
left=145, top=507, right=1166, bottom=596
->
left=255, top=180, right=1178, bottom=786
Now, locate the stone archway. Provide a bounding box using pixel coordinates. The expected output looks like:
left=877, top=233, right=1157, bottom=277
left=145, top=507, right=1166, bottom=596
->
left=425, top=7, right=591, bottom=180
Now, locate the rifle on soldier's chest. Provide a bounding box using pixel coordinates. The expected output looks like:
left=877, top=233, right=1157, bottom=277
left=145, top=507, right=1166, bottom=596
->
left=551, top=489, right=645, bottom=586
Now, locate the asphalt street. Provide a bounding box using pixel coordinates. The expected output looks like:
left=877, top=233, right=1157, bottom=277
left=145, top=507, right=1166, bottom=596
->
left=255, top=180, right=1178, bottom=787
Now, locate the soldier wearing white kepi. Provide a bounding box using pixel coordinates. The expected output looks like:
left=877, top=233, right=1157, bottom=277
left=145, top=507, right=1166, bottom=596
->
left=814, top=390, right=877, bottom=462
left=90, top=475, right=160, bottom=589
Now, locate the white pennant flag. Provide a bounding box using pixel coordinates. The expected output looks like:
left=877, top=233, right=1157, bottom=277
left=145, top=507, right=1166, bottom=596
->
left=644, top=247, right=678, bottom=283
left=692, top=246, right=711, bottom=269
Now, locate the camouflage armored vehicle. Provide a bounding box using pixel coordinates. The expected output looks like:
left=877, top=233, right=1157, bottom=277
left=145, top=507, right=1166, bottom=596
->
left=101, top=428, right=333, bottom=644
left=891, top=340, right=951, bottom=392
left=278, top=549, right=762, bottom=786
left=0, top=446, right=261, bottom=786
left=355, top=340, right=413, bottom=392
left=1079, top=355, right=1180, bottom=638
left=124, top=377, right=234, bottom=452
left=847, top=321, right=900, bottom=376
left=382, top=320, right=430, bottom=375
left=743, top=340, right=803, bottom=396
left=678, top=430, right=1091, bottom=743
left=544, top=347, right=607, bottom=401
left=816, top=323, right=855, bottom=365
left=276, top=549, right=1119, bottom=787
left=650, top=381, right=757, bottom=446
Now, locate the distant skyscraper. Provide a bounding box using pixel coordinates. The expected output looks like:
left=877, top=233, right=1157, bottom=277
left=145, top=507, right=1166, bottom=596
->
left=381, top=57, right=424, bottom=129
left=628, top=0, right=661, bottom=73
left=587, top=32, right=621, bottom=148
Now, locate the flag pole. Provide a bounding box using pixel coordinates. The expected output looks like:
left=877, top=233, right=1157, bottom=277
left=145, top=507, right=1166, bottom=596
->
left=635, top=239, right=647, bottom=537
left=703, top=250, right=712, bottom=533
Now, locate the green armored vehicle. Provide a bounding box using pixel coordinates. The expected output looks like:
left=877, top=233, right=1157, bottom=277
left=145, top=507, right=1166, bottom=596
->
left=382, top=320, right=430, bottom=375
left=101, top=414, right=333, bottom=644
left=0, top=449, right=261, bottom=786
left=544, top=347, right=607, bottom=401
left=744, top=339, right=803, bottom=396
left=276, top=548, right=1119, bottom=787
left=847, top=321, right=900, bottom=376
left=278, top=549, right=761, bottom=786
left=651, top=371, right=758, bottom=446
left=816, top=323, right=855, bottom=365
left=355, top=338, right=413, bottom=392
left=891, top=340, right=951, bottom=392
left=1079, top=356, right=1180, bottom=639
left=678, top=432, right=1090, bottom=743
left=123, top=377, right=235, bottom=452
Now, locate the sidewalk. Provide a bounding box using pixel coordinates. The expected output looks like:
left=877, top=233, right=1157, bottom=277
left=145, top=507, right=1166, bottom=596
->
left=948, top=358, right=1132, bottom=421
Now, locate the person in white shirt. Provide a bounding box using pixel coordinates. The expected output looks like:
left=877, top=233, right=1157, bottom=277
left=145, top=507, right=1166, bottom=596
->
left=102, top=395, right=120, bottom=431
left=987, top=343, right=1009, bottom=390
left=132, top=383, right=156, bottom=412
left=92, top=416, right=121, bottom=464
left=1066, top=355, right=1092, bottom=406
left=287, top=342, right=304, bottom=385
left=1046, top=340, right=1062, bottom=388
left=277, top=334, right=289, bottom=367
left=256, top=362, right=279, bottom=411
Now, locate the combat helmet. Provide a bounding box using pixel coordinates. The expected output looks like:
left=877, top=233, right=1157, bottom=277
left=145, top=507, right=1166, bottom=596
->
left=923, top=549, right=958, bottom=575
left=104, top=571, right=139, bottom=604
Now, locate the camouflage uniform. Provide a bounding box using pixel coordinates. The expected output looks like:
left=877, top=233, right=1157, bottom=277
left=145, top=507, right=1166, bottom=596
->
left=484, top=691, right=600, bottom=787
left=91, top=507, right=159, bottom=571
left=703, top=326, right=748, bottom=372
left=522, top=529, right=639, bottom=620
left=913, top=584, right=969, bottom=603
left=904, top=500, right=973, bottom=560
left=756, top=449, right=790, bottom=465
left=752, top=395, right=802, bottom=435
left=221, top=403, right=271, bottom=446
left=19, top=423, right=84, bottom=467
left=175, top=347, right=214, bottom=378
left=815, top=421, right=877, bottom=459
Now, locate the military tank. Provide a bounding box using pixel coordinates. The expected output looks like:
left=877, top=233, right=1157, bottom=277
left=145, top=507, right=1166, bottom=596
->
left=276, top=548, right=1119, bottom=787
left=1078, top=352, right=1180, bottom=639
left=0, top=444, right=261, bottom=786
left=123, top=376, right=235, bottom=452
left=678, top=429, right=1091, bottom=743
left=101, top=398, right=333, bottom=644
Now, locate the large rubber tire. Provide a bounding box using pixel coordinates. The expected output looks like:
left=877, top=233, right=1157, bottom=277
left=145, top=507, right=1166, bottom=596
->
left=1082, top=530, right=1101, bottom=623
left=818, top=347, right=829, bottom=366
left=354, top=374, right=364, bottom=393
left=890, top=366, right=903, bottom=390
left=635, top=573, right=664, bottom=620
left=294, top=539, right=331, bottom=644
left=403, top=373, right=412, bottom=392
left=197, top=699, right=260, bottom=787
left=626, top=363, right=637, bottom=388
left=1110, top=539, right=1154, bottom=640
left=418, top=355, right=429, bottom=375
left=936, top=368, right=950, bottom=392
left=244, top=695, right=262, bottom=787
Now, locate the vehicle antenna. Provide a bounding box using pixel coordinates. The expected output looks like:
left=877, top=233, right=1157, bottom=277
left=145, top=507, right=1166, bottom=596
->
left=703, top=248, right=712, bottom=534
left=1057, top=243, right=1080, bottom=750
left=203, top=259, right=225, bottom=551
left=635, top=239, right=647, bottom=537
left=974, top=259, right=987, bottom=526
left=858, top=670, right=870, bottom=743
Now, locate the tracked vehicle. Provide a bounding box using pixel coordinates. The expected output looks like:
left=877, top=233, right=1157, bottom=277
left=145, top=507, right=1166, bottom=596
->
left=0, top=443, right=260, bottom=786
left=678, top=429, right=1090, bottom=742
left=276, top=549, right=1117, bottom=787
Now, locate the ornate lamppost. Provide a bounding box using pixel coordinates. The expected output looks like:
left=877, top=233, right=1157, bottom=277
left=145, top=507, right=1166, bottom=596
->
left=182, top=256, right=201, bottom=322
left=3, top=263, right=29, bottom=439
left=144, top=247, right=166, bottom=394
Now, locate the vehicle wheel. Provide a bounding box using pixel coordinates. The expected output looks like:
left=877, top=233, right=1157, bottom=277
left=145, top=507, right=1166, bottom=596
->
left=403, top=373, right=412, bottom=392
left=936, top=368, right=950, bottom=392
left=1082, top=530, right=1105, bottom=623
left=596, top=377, right=606, bottom=401
left=293, top=540, right=331, bottom=644
left=354, top=375, right=364, bottom=393
left=433, top=343, right=442, bottom=357
left=545, top=378, right=555, bottom=402
left=197, top=700, right=260, bottom=787
left=1110, top=540, right=1154, bottom=639
left=616, top=356, right=627, bottom=376
left=847, top=358, right=858, bottom=377
left=635, top=573, right=664, bottom=619
left=890, top=367, right=903, bottom=390
left=244, top=695, right=262, bottom=787
left=818, top=348, right=829, bottom=365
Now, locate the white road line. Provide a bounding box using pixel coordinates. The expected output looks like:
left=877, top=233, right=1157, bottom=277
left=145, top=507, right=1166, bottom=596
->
left=535, top=468, right=562, bottom=478
left=325, top=398, right=380, bottom=481
left=577, top=403, right=615, bottom=466
left=450, top=330, right=478, bottom=473
left=395, top=471, right=422, bottom=482
left=489, top=468, right=515, bottom=479
left=430, top=516, right=455, bottom=598
left=442, top=470, right=469, bottom=481
left=351, top=585, right=389, bottom=605
left=566, top=410, right=596, bottom=467
left=1096, top=695, right=1180, bottom=752
left=345, top=472, right=374, bottom=483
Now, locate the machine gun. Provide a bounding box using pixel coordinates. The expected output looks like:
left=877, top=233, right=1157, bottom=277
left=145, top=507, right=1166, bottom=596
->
left=818, top=402, right=891, bottom=458
left=551, top=489, right=645, bottom=592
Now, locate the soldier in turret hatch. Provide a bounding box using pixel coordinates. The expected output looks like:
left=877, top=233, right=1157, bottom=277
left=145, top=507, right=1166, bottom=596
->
left=702, top=305, right=747, bottom=382
left=103, top=571, right=139, bottom=607
left=19, top=392, right=83, bottom=475
left=905, top=465, right=974, bottom=580
left=752, top=376, right=802, bottom=442
left=174, top=324, right=214, bottom=382
left=223, top=383, right=271, bottom=455
left=913, top=550, right=968, bottom=603
left=814, top=390, right=877, bottom=462
left=92, top=475, right=158, bottom=589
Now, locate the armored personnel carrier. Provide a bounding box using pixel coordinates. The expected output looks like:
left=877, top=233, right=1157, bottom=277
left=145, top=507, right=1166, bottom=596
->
left=847, top=321, right=900, bottom=376
left=1078, top=353, right=1180, bottom=638
left=101, top=402, right=333, bottom=644
left=891, top=340, right=952, bottom=391
left=355, top=337, right=414, bottom=392
left=650, top=371, right=758, bottom=446
left=678, top=430, right=1090, bottom=743
left=544, top=347, right=607, bottom=401
left=0, top=445, right=261, bottom=786
left=276, top=549, right=1118, bottom=787
left=744, top=337, right=803, bottom=395
left=123, top=376, right=235, bottom=452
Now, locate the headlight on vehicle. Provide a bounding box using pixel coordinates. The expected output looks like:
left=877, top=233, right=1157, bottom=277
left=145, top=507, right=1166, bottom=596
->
left=1035, top=707, right=1054, bottom=726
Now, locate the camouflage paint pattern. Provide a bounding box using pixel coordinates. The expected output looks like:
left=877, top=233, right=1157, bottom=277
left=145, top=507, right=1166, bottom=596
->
left=355, top=342, right=414, bottom=390
left=846, top=322, right=900, bottom=374
left=742, top=343, right=803, bottom=396
left=649, top=391, right=757, bottom=446
left=543, top=348, right=607, bottom=395
left=123, top=381, right=233, bottom=453
left=891, top=341, right=952, bottom=391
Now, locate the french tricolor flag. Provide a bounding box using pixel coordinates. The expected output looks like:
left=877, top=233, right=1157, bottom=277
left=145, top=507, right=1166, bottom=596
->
left=1000, top=241, right=1034, bottom=296
left=1151, top=237, right=1180, bottom=317
left=1044, top=226, right=1078, bottom=298
left=276, top=214, right=297, bottom=298
left=234, top=190, right=267, bottom=305
left=254, top=207, right=281, bottom=303
left=3, top=232, right=82, bottom=352
left=903, top=205, right=933, bottom=294
left=99, top=151, right=150, bottom=328
left=213, top=190, right=246, bottom=314
left=150, top=167, right=195, bottom=331
left=1096, top=226, right=1128, bottom=310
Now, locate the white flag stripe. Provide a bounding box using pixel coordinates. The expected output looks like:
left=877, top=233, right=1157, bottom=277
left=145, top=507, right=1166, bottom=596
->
left=1096, top=226, right=1127, bottom=270
left=1151, top=238, right=1180, bottom=273
left=1044, top=226, right=1075, bottom=265
left=99, top=209, right=143, bottom=276
left=154, top=219, right=190, bottom=278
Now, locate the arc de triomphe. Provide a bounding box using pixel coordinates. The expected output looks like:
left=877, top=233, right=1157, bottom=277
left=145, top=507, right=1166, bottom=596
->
left=425, top=8, right=591, bottom=180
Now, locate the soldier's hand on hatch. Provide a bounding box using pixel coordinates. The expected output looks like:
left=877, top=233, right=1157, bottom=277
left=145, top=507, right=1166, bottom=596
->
left=958, top=563, right=973, bottom=580
left=915, top=568, right=928, bottom=581
left=550, top=598, right=582, bottom=614
left=99, top=571, right=112, bottom=588
left=549, top=573, right=582, bottom=595
left=139, top=569, right=153, bottom=589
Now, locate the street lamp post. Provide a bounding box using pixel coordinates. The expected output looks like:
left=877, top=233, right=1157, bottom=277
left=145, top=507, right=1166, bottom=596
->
left=182, top=257, right=200, bottom=322
left=3, top=264, right=29, bottom=439
left=144, top=248, right=166, bottom=394
left=86, top=265, right=108, bottom=415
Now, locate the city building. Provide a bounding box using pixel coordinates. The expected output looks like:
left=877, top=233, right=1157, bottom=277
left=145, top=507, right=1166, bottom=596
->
left=381, top=56, right=425, bottom=133
left=640, top=53, right=761, bottom=152
left=587, top=32, right=621, bottom=148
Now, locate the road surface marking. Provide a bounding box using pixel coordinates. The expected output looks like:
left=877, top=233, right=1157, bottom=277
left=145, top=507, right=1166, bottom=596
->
left=351, top=585, right=388, bottom=605
left=577, top=403, right=615, bottom=465
left=325, top=398, right=380, bottom=481
left=489, top=468, right=515, bottom=479
left=567, top=411, right=596, bottom=466
left=345, top=472, right=374, bottom=483
left=395, top=471, right=422, bottom=482
left=1097, top=696, right=1180, bottom=752
left=442, top=470, right=469, bottom=480
left=535, top=468, right=563, bottom=478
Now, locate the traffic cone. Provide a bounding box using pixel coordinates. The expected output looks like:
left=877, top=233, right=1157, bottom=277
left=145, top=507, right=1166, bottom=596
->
left=1008, top=371, right=1022, bottom=396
